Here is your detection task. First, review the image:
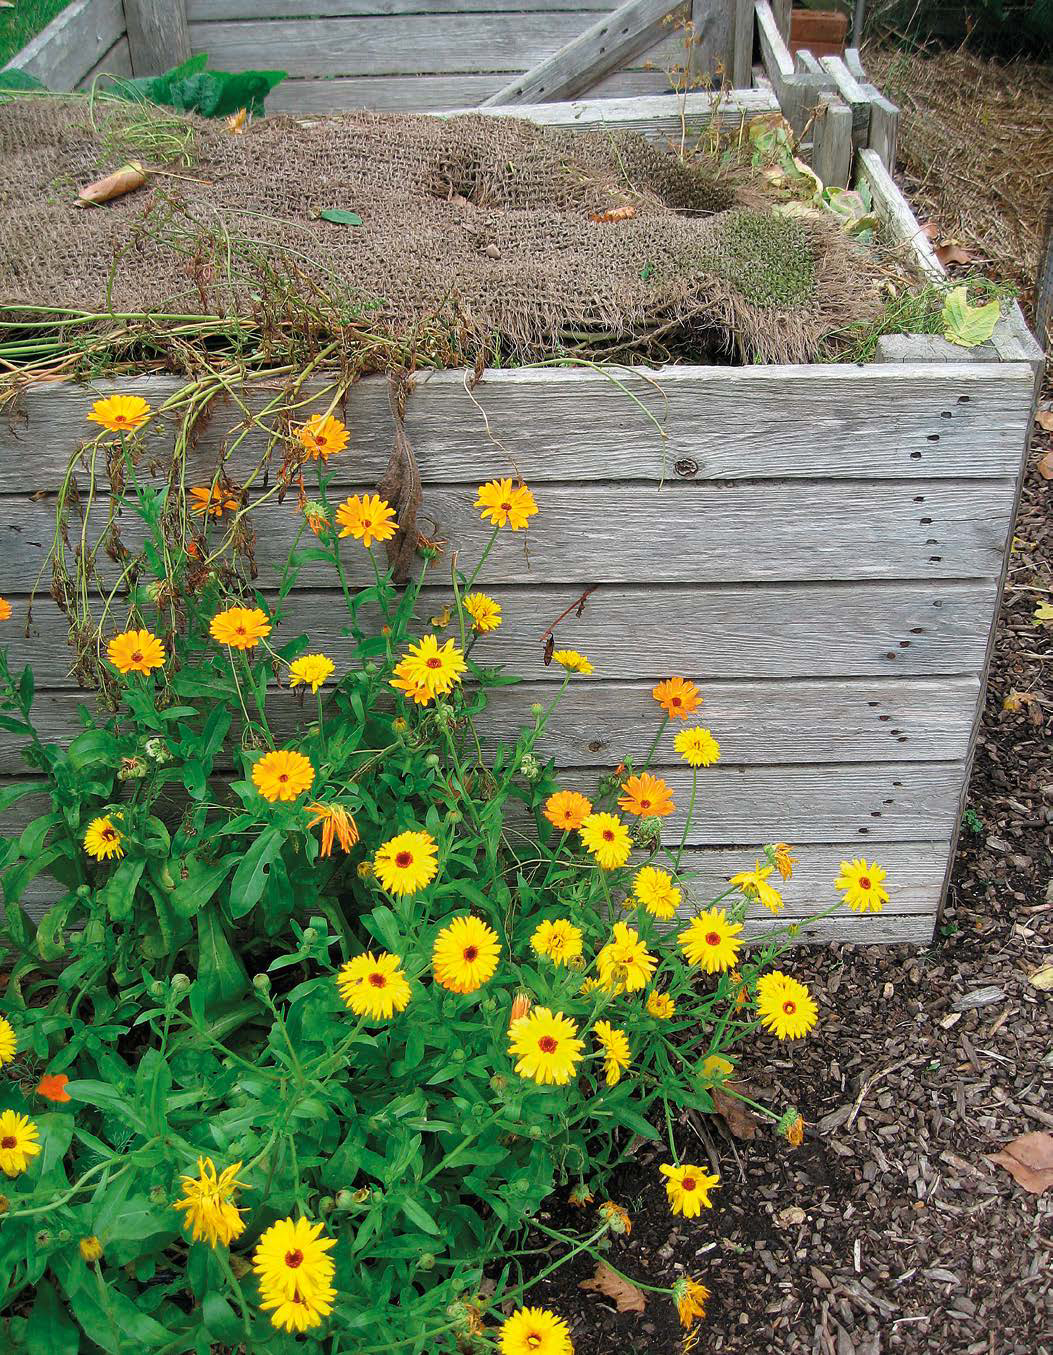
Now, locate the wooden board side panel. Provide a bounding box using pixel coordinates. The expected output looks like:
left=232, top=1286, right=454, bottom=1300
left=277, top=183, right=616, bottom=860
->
left=3, top=0, right=125, bottom=88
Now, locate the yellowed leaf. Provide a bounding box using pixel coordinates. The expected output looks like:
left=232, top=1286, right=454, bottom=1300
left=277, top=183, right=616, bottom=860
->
left=75, top=161, right=146, bottom=208
left=1029, top=965, right=1053, bottom=991
left=1033, top=602, right=1053, bottom=626
left=1002, top=691, right=1025, bottom=712
left=1037, top=450, right=1053, bottom=480
left=1035, top=410, right=1053, bottom=431
left=988, top=1131, right=1053, bottom=1194
left=579, top=1261, right=646, bottom=1312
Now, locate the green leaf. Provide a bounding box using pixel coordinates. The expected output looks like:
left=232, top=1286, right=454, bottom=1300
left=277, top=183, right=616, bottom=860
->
left=26, top=1277, right=79, bottom=1355
left=0, top=782, right=39, bottom=813
left=365, top=905, right=401, bottom=952
left=196, top=907, right=249, bottom=1011
left=229, top=828, right=282, bottom=918
left=170, top=853, right=238, bottom=919
left=398, top=1196, right=440, bottom=1235
left=203, top=1292, right=242, bottom=1342
left=319, top=209, right=363, bottom=226
left=942, top=285, right=1001, bottom=347
left=98, top=857, right=146, bottom=922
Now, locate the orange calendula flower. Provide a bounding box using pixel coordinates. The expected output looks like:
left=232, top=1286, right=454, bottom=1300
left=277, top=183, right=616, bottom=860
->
left=252, top=749, right=315, bottom=803
left=83, top=816, right=123, bottom=861
left=660, top=1162, right=719, bottom=1217
left=210, top=606, right=271, bottom=650
left=189, top=485, right=239, bottom=518
left=0, top=1020, right=15, bottom=1067
left=674, top=1275, right=710, bottom=1329
left=462, top=592, right=502, bottom=633
left=395, top=634, right=466, bottom=699
left=475, top=478, right=538, bottom=530
left=107, top=628, right=165, bottom=676
left=87, top=394, right=151, bottom=433
left=335, top=493, right=397, bottom=549
left=305, top=802, right=359, bottom=857
left=550, top=649, right=593, bottom=675
left=303, top=501, right=330, bottom=536
left=36, top=1073, right=71, bottom=1103
left=771, top=843, right=798, bottom=881
left=432, top=915, right=501, bottom=994
left=390, top=667, right=434, bottom=706
left=652, top=677, right=701, bottom=720
left=729, top=860, right=784, bottom=914
left=226, top=107, right=249, bottom=134
left=618, top=772, right=675, bottom=818
left=543, top=790, right=592, bottom=832
left=0, top=598, right=11, bottom=622
left=598, top=1200, right=632, bottom=1235
left=295, top=413, right=349, bottom=461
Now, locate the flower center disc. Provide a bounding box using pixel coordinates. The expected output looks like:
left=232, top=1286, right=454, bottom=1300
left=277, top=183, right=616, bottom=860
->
left=395, top=851, right=413, bottom=869
left=131, top=652, right=143, bottom=663
left=783, top=1000, right=797, bottom=1014
left=426, top=657, right=442, bottom=669
left=284, top=1249, right=304, bottom=1269
left=368, top=973, right=386, bottom=988
left=602, top=830, right=614, bottom=841
left=1, top=1137, right=15, bottom=1149
left=463, top=946, right=478, bottom=963
left=501, top=502, right=512, bottom=511
left=538, top=1035, right=558, bottom=1054
left=682, top=1176, right=696, bottom=1191
left=705, top=932, right=720, bottom=946
left=859, top=877, right=871, bottom=889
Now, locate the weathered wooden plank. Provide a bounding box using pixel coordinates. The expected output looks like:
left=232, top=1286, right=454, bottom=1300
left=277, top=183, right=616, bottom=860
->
left=0, top=676, right=981, bottom=773
left=481, top=0, right=685, bottom=106
left=818, top=53, right=869, bottom=147
left=0, top=365, right=1036, bottom=491
left=742, top=912, right=935, bottom=944
left=732, top=0, right=754, bottom=87
left=1, top=479, right=1014, bottom=588
left=124, top=0, right=191, bottom=77
left=691, top=0, right=735, bottom=81
left=2, top=0, right=125, bottom=88
left=74, top=36, right=133, bottom=90
left=187, top=0, right=624, bottom=17
left=468, top=88, right=778, bottom=138
left=0, top=580, right=999, bottom=687
left=857, top=147, right=944, bottom=285
left=187, top=13, right=612, bottom=79
left=755, top=0, right=792, bottom=78
left=811, top=93, right=853, bottom=188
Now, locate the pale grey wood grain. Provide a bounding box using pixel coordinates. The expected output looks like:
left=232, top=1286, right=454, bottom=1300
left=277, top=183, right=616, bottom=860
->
left=741, top=912, right=935, bottom=943
left=188, top=0, right=623, bottom=16
left=811, top=94, right=853, bottom=188
left=481, top=0, right=685, bottom=105
left=0, top=580, right=998, bottom=688
left=1, top=478, right=1014, bottom=588
left=818, top=53, right=869, bottom=147
left=690, top=0, right=734, bottom=81
left=857, top=147, right=945, bottom=285
left=75, top=35, right=133, bottom=90
left=732, top=0, right=754, bottom=87
left=124, top=0, right=191, bottom=76
left=0, top=676, right=981, bottom=773
left=754, top=0, right=792, bottom=77
left=187, top=12, right=609, bottom=79
left=0, top=364, right=1035, bottom=492
left=3, top=0, right=125, bottom=88
left=467, top=88, right=778, bottom=138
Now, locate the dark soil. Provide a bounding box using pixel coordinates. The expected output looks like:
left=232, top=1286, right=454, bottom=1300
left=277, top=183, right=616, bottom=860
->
left=520, top=125, right=1053, bottom=1355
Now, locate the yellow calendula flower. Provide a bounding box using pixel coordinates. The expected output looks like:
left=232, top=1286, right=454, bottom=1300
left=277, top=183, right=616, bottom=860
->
left=475, top=478, right=539, bottom=530
left=463, top=592, right=502, bottom=632
left=79, top=1235, right=104, bottom=1263
left=252, top=748, right=314, bottom=803
left=593, top=1020, right=630, bottom=1086
left=755, top=971, right=818, bottom=1040
left=674, top=726, right=720, bottom=768
left=373, top=829, right=438, bottom=896
left=87, top=394, right=151, bottom=433
left=678, top=908, right=743, bottom=973
left=770, top=842, right=798, bottom=880
left=336, top=951, right=411, bottom=1020
left=631, top=865, right=681, bottom=921
left=0, top=1019, right=15, bottom=1067
left=698, top=1053, right=734, bottom=1083
left=390, top=666, right=434, bottom=706
left=835, top=857, right=889, bottom=913
left=295, top=413, right=349, bottom=462
left=499, top=1306, right=573, bottom=1355
left=618, top=771, right=674, bottom=818
left=578, top=812, right=631, bottom=870
left=210, top=606, right=271, bottom=650
left=530, top=918, right=584, bottom=967
left=596, top=921, right=656, bottom=994
left=172, top=1157, right=247, bottom=1248
left=598, top=1200, right=632, bottom=1234
left=579, top=976, right=601, bottom=996
left=226, top=107, right=249, bottom=134
left=551, top=649, right=593, bottom=675
left=646, top=990, right=675, bottom=1020
left=0, top=1111, right=41, bottom=1177
left=335, top=493, right=397, bottom=549
left=107, top=629, right=165, bottom=676
left=188, top=484, right=239, bottom=518
left=652, top=676, right=701, bottom=720
left=288, top=653, right=335, bottom=694
left=660, top=1162, right=719, bottom=1218
left=83, top=815, right=123, bottom=861
left=304, top=802, right=358, bottom=857
left=395, top=634, right=467, bottom=699
left=543, top=790, right=592, bottom=832
left=253, top=1217, right=336, bottom=1331
left=432, top=915, right=501, bottom=994
left=729, top=860, right=784, bottom=915
left=508, top=1007, right=583, bottom=1086
left=674, top=1275, right=710, bottom=1329
left=0, top=598, right=11, bottom=622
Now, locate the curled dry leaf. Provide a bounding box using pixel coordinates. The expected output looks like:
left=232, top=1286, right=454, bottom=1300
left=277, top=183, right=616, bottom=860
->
left=590, top=205, right=637, bottom=223
left=1036, top=450, right=1053, bottom=481
left=775, top=1205, right=807, bottom=1227
left=579, top=1260, right=646, bottom=1312
left=1034, top=410, right=1053, bottom=432
left=935, top=242, right=975, bottom=267
left=711, top=1082, right=759, bottom=1140
left=1028, top=964, right=1053, bottom=991
left=75, top=161, right=147, bottom=208
left=988, top=1131, right=1053, bottom=1194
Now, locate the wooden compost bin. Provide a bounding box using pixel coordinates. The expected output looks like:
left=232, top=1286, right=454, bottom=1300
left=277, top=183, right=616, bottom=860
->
left=1, top=0, right=1043, bottom=944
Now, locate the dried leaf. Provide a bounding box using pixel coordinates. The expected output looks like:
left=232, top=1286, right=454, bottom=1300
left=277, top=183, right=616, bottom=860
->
left=942, top=286, right=1000, bottom=348
left=711, top=1082, right=759, bottom=1140
left=775, top=1205, right=807, bottom=1227
left=988, top=1131, right=1053, bottom=1194
left=1034, top=410, right=1053, bottom=432
left=75, top=161, right=147, bottom=208
left=935, top=242, right=974, bottom=267
left=1037, top=449, right=1053, bottom=479
left=579, top=1261, right=646, bottom=1312
left=921, top=220, right=941, bottom=240
left=590, top=205, right=637, bottom=223
left=1033, top=602, right=1053, bottom=627
left=1028, top=964, right=1053, bottom=991
left=1002, top=690, right=1039, bottom=715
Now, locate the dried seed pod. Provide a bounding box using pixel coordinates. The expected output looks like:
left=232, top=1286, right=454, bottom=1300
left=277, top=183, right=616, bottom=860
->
left=75, top=161, right=147, bottom=208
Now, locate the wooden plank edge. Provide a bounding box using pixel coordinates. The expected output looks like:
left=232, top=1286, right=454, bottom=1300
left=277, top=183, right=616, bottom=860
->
left=2, top=0, right=125, bottom=87
left=857, top=147, right=944, bottom=285
left=462, top=87, right=780, bottom=133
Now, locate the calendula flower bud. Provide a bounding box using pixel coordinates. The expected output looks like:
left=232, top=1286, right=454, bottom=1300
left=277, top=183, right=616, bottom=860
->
left=57, top=1229, right=71, bottom=1243
left=252, top=973, right=271, bottom=991
left=446, top=1301, right=484, bottom=1336
left=568, top=1183, right=594, bottom=1207
left=356, top=860, right=373, bottom=880
left=319, top=1195, right=334, bottom=1214
left=117, top=756, right=147, bottom=781
left=777, top=1108, right=805, bottom=1146
left=489, top=1074, right=508, bottom=1094
left=171, top=973, right=190, bottom=992
left=598, top=1200, right=632, bottom=1235
left=424, top=753, right=441, bottom=769
left=508, top=992, right=533, bottom=1025
left=634, top=815, right=662, bottom=845
left=301, top=926, right=317, bottom=944
left=78, top=1236, right=103, bottom=1262
left=392, top=716, right=409, bottom=734
left=365, top=661, right=380, bottom=674
left=433, top=703, right=454, bottom=730
left=417, top=1252, right=436, bottom=1271
left=447, top=808, right=462, bottom=824
left=519, top=752, right=541, bottom=782
left=149, top=1185, right=166, bottom=1204
left=76, top=884, right=91, bottom=900
left=528, top=1125, right=543, bottom=1140
left=352, top=1186, right=371, bottom=1204
left=334, top=1189, right=356, bottom=1210
left=149, top=980, right=165, bottom=999
left=143, top=737, right=171, bottom=764
left=35, top=1231, right=51, bottom=1249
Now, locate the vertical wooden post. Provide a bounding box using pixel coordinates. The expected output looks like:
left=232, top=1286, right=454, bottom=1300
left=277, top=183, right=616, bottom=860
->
left=771, top=0, right=792, bottom=42
left=1035, top=190, right=1053, bottom=351
left=123, top=0, right=191, bottom=77
left=732, top=0, right=755, bottom=87
left=691, top=0, right=735, bottom=82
